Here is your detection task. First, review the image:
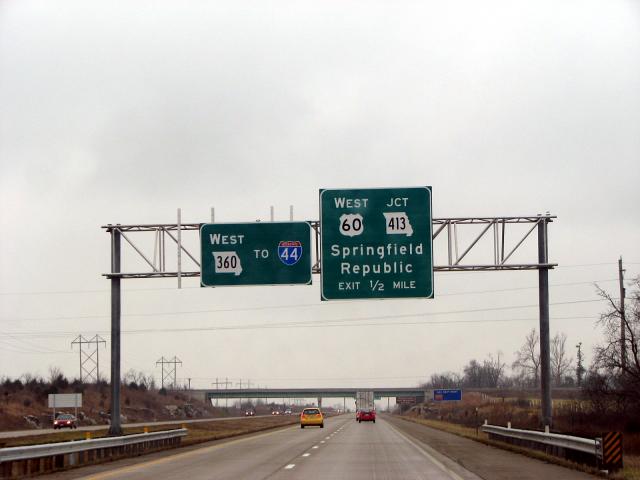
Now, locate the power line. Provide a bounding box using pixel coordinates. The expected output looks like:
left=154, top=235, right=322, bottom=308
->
left=0, top=296, right=610, bottom=339
left=0, top=313, right=600, bottom=340
left=1, top=262, right=638, bottom=296
left=1, top=280, right=619, bottom=324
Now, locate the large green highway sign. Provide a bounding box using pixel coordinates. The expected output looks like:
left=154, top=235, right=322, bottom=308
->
left=200, top=222, right=312, bottom=287
left=320, top=187, right=433, bottom=300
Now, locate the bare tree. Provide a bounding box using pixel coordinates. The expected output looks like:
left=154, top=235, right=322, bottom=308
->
left=512, top=328, right=541, bottom=387
left=426, top=372, right=462, bottom=389
left=590, top=277, right=640, bottom=409
left=462, top=352, right=505, bottom=388
left=485, top=352, right=506, bottom=387
left=48, top=366, right=64, bottom=385
left=551, top=333, right=573, bottom=386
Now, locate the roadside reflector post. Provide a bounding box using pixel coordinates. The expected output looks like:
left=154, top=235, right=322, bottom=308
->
left=602, top=432, right=623, bottom=471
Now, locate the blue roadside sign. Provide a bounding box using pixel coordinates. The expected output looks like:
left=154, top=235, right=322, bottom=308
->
left=433, top=389, right=462, bottom=401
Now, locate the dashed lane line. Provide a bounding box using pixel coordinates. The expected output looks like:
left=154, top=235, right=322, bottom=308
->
left=284, top=464, right=296, bottom=470
left=83, top=424, right=298, bottom=480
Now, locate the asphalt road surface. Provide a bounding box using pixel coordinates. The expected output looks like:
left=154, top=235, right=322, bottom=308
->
left=47, top=415, right=599, bottom=480
left=50, top=415, right=482, bottom=480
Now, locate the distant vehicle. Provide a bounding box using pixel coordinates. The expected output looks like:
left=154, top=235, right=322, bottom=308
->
left=356, top=391, right=375, bottom=423
left=284, top=408, right=292, bottom=415
left=245, top=409, right=255, bottom=416
left=300, top=408, right=323, bottom=428
left=53, top=413, right=77, bottom=429
left=358, top=409, right=376, bottom=423
left=271, top=410, right=281, bottom=415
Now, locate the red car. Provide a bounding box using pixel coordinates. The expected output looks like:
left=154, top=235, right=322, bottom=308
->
left=53, top=414, right=78, bottom=429
left=358, top=410, right=376, bottom=423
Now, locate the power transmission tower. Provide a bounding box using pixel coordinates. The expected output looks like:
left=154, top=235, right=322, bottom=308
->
left=212, top=377, right=232, bottom=408
left=71, top=335, right=106, bottom=383
left=236, top=379, right=253, bottom=408
left=156, top=356, right=182, bottom=389
left=619, top=257, right=627, bottom=369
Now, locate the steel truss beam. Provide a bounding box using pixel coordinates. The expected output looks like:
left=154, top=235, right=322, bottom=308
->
left=102, top=215, right=556, bottom=279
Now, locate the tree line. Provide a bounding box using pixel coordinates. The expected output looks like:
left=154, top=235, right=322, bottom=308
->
left=422, top=277, right=640, bottom=416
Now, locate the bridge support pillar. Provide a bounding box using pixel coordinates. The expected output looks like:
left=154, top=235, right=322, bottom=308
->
left=317, top=397, right=322, bottom=408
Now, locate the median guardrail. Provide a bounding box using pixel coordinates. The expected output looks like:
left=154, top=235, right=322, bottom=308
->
left=0, top=428, right=187, bottom=478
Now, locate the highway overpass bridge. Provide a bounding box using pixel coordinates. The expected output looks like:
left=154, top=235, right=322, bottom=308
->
left=189, top=387, right=427, bottom=407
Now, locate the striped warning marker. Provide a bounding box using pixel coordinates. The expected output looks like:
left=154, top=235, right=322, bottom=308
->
left=602, top=432, right=623, bottom=470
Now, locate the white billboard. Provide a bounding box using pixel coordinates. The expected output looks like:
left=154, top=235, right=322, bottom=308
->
left=48, top=393, right=82, bottom=409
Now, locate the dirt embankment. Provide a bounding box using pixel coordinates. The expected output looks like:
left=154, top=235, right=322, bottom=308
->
left=0, top=380, right=221, bottom=432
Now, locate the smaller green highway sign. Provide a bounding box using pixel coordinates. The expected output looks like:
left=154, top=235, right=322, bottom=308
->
left=200, top=222, right=312, bottom=287
left=320, top=187, right=433, bottom=300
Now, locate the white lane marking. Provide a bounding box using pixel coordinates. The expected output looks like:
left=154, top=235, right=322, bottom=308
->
left=387, top=421, right=469, bottom=480
left=320, top=440, right=325, bottom=443
left=284, top=464, right=295, bottom=470
left=325, top=436, right=330, bottom=439
left=302, top=453, right=310, bottom=457
left=312, top=445, right=319, bottom=449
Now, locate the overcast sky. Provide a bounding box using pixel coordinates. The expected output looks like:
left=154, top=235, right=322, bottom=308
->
left=1, top=0, right=639, bottom=399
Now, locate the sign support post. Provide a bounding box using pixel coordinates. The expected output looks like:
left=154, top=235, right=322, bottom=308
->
left=109, top=227, right=122, bottom=436
left=538, top=218, right=552, bottom=427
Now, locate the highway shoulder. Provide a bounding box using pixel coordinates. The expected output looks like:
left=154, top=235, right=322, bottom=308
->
left=384, top=415, right=600, bottom=480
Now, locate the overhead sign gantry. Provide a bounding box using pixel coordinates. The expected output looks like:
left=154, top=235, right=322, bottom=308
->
left=103, top=189, right=556, bottom=435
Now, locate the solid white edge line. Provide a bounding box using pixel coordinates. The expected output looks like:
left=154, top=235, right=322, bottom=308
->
left=386, top=420, right=468, bottom=480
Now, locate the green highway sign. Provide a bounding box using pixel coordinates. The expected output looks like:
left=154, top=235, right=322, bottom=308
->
left=320, top=187, right=433, bottom=300
left=200, top=222, right=312, bottom=287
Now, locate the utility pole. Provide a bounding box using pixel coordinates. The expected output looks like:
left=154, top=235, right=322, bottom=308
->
left=619, top=257, right=627, bottom=369
left=71, top=334, right=106, bottom=383
left=576, top=342, right=585, bottom=387
left=156, top=357, right=182, bottom=389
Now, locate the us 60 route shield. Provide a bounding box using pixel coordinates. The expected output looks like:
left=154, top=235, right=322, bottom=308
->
left=200, top=222, right=312, bottom=287
left=320, top=187, right=433, bottom=300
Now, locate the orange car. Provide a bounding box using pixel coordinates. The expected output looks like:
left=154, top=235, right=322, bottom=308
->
left=300, top=408, right=324, bottom=428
